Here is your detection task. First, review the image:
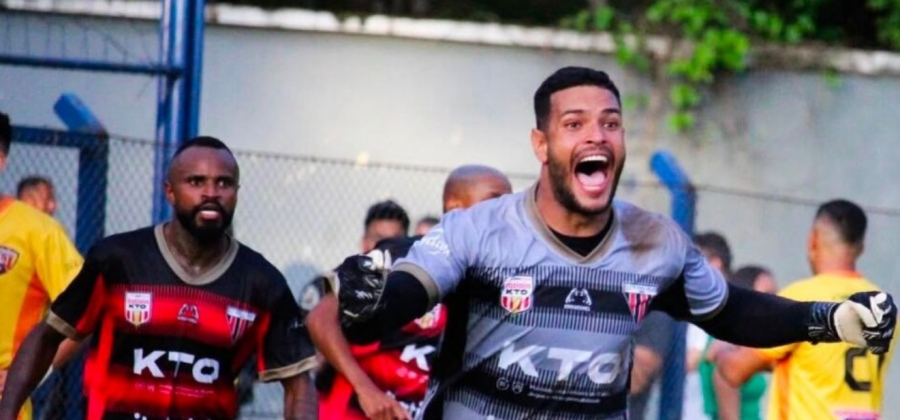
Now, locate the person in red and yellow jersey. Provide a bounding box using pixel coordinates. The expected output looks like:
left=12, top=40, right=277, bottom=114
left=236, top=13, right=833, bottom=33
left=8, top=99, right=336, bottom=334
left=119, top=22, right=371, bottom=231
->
left=0, top=112, right=83, bottom=420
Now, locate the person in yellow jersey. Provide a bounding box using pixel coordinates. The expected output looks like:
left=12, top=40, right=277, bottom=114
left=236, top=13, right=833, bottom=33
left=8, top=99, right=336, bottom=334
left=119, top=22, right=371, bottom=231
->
left=0, top=112, right=83, bottom=420
left=714, top=199, right=895, bottom=420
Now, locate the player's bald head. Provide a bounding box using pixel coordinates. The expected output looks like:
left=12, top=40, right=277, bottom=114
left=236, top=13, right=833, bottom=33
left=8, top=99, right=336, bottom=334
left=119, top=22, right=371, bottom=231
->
left=167, top=136, right=239, bottom=182
left=442, top=164, right=512, bottom=213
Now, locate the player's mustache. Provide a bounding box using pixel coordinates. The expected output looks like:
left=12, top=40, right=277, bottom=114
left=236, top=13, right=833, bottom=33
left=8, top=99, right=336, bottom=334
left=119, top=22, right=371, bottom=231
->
left=191, top=201, right=227, bottom=216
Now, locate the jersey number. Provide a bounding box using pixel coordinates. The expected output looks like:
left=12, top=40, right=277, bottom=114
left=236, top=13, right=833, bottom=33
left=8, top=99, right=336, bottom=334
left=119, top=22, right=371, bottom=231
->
left=844, top=348, right=886, bottom=392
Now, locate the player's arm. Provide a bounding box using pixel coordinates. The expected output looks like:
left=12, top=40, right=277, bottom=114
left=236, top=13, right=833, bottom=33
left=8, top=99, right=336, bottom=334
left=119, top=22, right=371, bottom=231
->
left=0, top=323, right=66, bottom=420
left=713, top=344, right=774, bottom=387
left=32, top=220, right=86, bottom=371
left=685, top=324, right=707, bottom=373
left=712, top=368, right=741, bottom=420
left=630, top=312, right=674, bottom=394
left=0, top=244, right=106, bottom=419
left=335, top=211, right=472, bottom=343
left=306, top=293, right=410, bottom=420
left=256, top=272, right=319, bottom=418
left=654, top=240, right=896, bottom=353
left=52, top=337, right=89, bottom=370
left=281, top=371, right=317, bottom=420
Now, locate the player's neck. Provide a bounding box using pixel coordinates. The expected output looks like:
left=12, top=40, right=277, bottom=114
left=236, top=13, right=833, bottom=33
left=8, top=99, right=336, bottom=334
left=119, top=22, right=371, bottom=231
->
left=813, top=260, right=857, bottom=276
left=163, top=221, right=231, bottom=272
left=535, top=181, right=611, bottom=237
left=812, top=246, right=860, bottom=275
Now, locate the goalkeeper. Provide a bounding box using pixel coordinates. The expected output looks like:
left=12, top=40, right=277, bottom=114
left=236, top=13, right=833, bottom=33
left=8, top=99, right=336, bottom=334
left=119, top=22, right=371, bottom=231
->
left=327, top=67, right=897, bottom=420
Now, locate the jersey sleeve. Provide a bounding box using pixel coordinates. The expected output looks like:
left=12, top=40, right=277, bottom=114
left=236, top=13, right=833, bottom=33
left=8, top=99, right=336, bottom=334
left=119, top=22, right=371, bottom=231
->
left=33, top=221, right=83, bottom=301
left=46, top=244, right=108, bottom=340
left=392, top=209, right=476, bottom=307
left=753, top=284, right=805, bottom=361
left=256, top=278, right=317, bottom=382
left=679, top=242, right=730, bottom=319
left=650, top=224, right=730, bottom=321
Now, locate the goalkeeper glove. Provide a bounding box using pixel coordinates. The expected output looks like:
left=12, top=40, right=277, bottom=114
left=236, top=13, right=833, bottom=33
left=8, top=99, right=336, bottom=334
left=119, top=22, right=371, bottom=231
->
left=809, top=291, right=896, bottom=354
left=327, top=249, right=392, bottom=327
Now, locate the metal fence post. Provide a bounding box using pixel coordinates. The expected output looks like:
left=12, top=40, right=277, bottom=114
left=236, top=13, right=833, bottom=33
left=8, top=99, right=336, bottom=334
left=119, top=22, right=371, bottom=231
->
left=650, top=149, right=696, bottom=420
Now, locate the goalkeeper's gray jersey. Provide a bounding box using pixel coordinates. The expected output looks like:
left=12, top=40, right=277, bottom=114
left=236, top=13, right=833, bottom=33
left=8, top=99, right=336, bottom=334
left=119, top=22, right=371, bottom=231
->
left=394, top=183, right=729, bottom=420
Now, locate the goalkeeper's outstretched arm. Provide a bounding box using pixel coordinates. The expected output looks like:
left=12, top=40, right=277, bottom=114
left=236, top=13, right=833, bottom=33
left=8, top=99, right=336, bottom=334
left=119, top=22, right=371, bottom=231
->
left=656, top=282, right=896, bottom=354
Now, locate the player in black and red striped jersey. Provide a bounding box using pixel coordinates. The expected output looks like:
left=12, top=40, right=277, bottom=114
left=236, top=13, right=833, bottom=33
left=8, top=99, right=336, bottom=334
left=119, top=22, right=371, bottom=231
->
left=0, top=137, right=318, bottom=420
left=308, top=164, right=513, bottom=420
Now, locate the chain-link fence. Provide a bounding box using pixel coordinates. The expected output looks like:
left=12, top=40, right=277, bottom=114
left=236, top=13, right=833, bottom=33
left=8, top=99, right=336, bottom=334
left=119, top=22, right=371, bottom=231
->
left=3, top=127, right=684, bottom=419
left=19, top=127, right=900, bottom=419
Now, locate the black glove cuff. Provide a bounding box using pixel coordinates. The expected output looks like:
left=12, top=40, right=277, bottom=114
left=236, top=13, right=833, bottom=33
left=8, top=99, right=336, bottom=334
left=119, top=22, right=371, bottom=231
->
left=807, top=301, right=841, bottom=344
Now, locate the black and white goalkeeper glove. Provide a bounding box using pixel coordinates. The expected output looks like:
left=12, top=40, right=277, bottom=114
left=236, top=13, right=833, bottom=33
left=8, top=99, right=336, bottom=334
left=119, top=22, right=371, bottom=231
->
left=327, top=249, right=393, bottom=328
left=809, top=291, right=896, bottom=354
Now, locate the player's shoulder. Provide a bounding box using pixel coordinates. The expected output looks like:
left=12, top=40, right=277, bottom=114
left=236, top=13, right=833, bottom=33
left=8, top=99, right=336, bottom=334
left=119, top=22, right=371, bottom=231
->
left=445, top=189, right=525, bottom=227
left=8, top=200, right=67, bottom=234
left=777, top=277, right=819, bottom=299
left=612, top=199, right=689, bottom=249
left=233, top=241, right=286, bottom=283
left=781, top=273, right=881, bottom=301
left=90, top=226, right=157, bottom=258
left=98, top=225, right=155, bottom=247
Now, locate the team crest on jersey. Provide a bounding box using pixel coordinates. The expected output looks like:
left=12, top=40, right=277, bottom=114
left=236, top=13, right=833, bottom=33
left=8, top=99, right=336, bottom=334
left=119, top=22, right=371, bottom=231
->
left=177, top=304, right=200, bottom=324
left=501, top=276, right=534, bottom=314
left=414, top=304, right=443, bottom=330
left=622, top=284, right=657, bottom=323
left=0, top=246, right=19, bottom=274
left=124, top=292, right=152, bottom=327
left=226, top=306, right=257, bottom=343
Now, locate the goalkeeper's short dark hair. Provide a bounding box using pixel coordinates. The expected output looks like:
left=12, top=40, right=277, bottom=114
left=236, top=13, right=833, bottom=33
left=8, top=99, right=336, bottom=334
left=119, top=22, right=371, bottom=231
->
left=364, top=200, right=410, bottom=233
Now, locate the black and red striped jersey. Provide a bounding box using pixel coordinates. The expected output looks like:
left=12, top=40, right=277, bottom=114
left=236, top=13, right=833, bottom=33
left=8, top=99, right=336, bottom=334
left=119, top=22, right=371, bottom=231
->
left=46, top=225, right=316, bottom=420
left=317, top=236, right=446, bottom=419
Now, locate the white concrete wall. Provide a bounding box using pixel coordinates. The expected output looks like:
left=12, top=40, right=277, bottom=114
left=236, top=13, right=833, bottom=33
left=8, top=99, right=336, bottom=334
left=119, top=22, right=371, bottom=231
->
left=2, top=3, right=900, bottom=416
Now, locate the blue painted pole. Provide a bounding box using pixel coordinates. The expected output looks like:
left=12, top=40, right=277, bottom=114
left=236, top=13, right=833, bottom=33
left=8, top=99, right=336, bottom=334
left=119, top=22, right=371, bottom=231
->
left=649, top=149, right=696, bottom=420
left=181, top=0, right=205, bottom=140
left=52, top=94, right=108, bottom=255
left=152, top=0, right=204, bottom=224
left=0, top=54, right=181, bottom=75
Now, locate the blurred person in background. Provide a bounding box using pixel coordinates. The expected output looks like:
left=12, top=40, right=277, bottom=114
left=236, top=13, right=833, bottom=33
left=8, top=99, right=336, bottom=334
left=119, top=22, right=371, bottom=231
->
left=308, top=164, right=512, bottom=420
left=627, top=311, right=677, bottom=420
left=684, top=231, right=735, bottom=420
left=715, top=199, right=896, bottom=420
left=361, top=200, right=410, bottom=254
left=15, top=176, right=56, bottom=216
left=0, top=112, right=83, bottom=420
left=414, top=216, right=439, bottom=236
left=700, top=265, right=777, bottom=420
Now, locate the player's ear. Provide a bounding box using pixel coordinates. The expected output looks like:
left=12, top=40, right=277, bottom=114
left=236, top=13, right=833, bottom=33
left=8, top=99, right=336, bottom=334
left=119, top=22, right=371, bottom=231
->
left=164, top=180, right=175, bottom=205
left=852, top=242, right=864, bottom=259
left=0, top=152, right=7, bottom=174
left=444, top=199, right=462, bottom=213
left=807, top=227, right=818, bottom=257
left=531, top=128, right=548, bottom=164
